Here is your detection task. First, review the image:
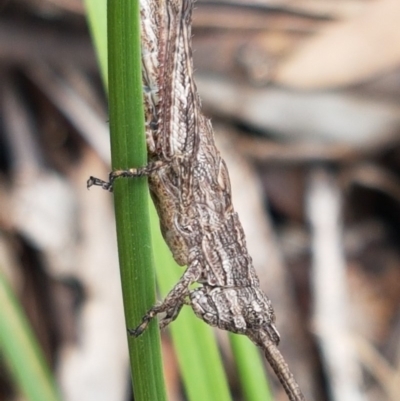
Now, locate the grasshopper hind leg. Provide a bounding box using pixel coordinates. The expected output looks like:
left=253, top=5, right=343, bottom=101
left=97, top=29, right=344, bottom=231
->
left=128, top=298, right=186, bottom=337
left=129, top=260, right=201, bottom=336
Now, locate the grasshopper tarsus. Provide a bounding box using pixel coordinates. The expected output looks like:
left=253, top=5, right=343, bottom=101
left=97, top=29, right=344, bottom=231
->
left=127, top=327, right=144, bottom=338
left=87, top=176, right=113, bottom=191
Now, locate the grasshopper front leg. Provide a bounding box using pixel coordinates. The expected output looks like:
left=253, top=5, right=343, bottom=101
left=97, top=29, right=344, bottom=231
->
left=87, top=160, right=166, bottom=191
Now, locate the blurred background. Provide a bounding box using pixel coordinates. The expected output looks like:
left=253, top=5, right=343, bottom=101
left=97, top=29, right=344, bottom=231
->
left=0, top=0, right=400, bottom=401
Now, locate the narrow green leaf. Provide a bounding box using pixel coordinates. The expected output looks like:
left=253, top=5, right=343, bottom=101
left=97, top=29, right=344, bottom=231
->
left=0, top=270, right=61, bottom=401
left=83, top=0, right=108, bottom=88
left=230, top=333, right=273, bottom=401
left=106, top=0, right=167, bottom=400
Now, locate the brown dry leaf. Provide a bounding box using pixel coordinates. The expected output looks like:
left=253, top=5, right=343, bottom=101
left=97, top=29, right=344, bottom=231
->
left=214, top=0, right=365, bottom=19
left=274, top=0, right=400, bottom=89
left=18, top=0, right=84, bottom=14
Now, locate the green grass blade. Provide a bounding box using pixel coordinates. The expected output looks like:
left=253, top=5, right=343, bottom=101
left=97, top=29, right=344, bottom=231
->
left=83, top=0, right=108, bottom=88
left=230, top=333, right=273, bottom=401
left=0, top=270, right=61, bottom=401
left=106, top=0, right=167, bottom=400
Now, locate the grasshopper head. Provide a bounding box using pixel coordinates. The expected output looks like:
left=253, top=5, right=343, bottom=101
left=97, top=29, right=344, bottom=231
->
left=190, top=286, right=280, bottom=344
